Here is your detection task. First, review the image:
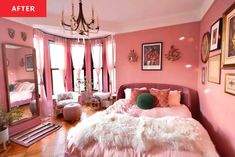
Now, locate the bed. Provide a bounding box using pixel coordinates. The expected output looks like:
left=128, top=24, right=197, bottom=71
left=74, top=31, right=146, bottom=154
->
left=9, top=79, right=35, bottom=108
left=65, top=83, right=219, bottom=157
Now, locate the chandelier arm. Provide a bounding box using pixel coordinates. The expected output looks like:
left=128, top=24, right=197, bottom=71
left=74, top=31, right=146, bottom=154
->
left=62, top=21, right=74, bottom=31
left=61, top=0, right=99, bottom=36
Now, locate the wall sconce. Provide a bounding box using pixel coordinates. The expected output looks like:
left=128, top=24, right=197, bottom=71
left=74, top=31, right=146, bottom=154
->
left=165, top=45, right=181, bottom=61
left=19, top=58, right=24, bottom=67
left=128, top=49, right=138, bottom=63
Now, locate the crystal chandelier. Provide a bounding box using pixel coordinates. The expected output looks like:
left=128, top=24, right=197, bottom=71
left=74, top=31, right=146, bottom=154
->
left=61, top=0, right=99, bottom=37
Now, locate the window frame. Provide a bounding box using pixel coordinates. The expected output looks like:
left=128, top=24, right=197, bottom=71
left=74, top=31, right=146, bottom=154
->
left=71, top=58, right=86, bottom=92
left=48, top=40, right=66, bottom=95
left=91, top=44, right=104, bottom=92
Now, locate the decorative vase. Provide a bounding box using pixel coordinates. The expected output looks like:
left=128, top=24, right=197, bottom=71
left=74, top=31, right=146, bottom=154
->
left=0, top=127, right=9, bottom=150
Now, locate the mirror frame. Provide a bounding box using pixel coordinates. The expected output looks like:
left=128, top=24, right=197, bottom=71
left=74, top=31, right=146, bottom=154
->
left=2, top=43, right=40, bottom=124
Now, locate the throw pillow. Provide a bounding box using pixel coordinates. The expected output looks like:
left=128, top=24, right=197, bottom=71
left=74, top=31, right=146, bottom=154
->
left=130, top=88, right=149, bottom=104
left=149, top=88, right=170, bottom=107
left=168, top=90, right=181, bottom=106
left=9, top=84, right=14, bottom=92
left=137, top=93, right=158, bottom=109
left=124, top=88, right=132, bottom=100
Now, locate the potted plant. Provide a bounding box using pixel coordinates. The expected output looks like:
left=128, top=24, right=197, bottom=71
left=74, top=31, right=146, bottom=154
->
left=0, top=107, right=23, bottom=150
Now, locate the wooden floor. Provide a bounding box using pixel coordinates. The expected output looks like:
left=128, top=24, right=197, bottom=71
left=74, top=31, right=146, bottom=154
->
left=0, top=106, right=98, bottom=157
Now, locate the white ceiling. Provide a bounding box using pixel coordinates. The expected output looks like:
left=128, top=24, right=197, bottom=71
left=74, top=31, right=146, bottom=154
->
left=6, top=0, right=214, bottom=39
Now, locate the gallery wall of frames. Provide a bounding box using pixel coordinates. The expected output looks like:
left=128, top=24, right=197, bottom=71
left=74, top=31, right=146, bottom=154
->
left=200, top=2, right=235, bottom=96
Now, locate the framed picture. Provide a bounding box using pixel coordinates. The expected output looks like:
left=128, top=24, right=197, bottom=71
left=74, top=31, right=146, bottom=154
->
left=201, top=67, right=206, bottom=84
left=208, top=54, right=221, bottom=84
left=142, top=42, right=162, bottom=70
left=25, top=54, right=33, bottom=72
left=201, top=32, right=210, bottom=63
left=210, top=18, right=222, bottom=52
left=225, top=73, right=235, bottom=95
left=222, top=3, right=235, bottom=67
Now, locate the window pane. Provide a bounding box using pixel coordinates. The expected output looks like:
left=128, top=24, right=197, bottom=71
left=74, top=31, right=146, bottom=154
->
left=71, top=44, right=85, bottom=69
left=52, top=70, right=65, bottom=95
left=93, top=69, right=103, bottom=91
left=49, top=43, right=65, bottom=69
left=92, top=45, right=103, bottom=68
left=49, top=42, right=66, bottom=95
left=73, top=70, right=85, bottom=92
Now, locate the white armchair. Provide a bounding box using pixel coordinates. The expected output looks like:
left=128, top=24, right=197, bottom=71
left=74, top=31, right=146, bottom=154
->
left=53, top=92, right=79, bottom=116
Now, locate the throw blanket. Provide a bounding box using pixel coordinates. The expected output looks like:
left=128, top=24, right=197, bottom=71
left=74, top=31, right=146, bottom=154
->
left=67, top=112, right=219, bottom=157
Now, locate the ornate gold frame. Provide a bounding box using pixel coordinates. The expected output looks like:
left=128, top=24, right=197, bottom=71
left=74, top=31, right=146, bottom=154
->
left=222, top=2, right=235, bottom=67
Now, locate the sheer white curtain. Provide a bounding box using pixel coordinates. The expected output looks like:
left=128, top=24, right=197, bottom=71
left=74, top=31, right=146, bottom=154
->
left=106, top=36, right=116, bottom=94
left=49, top=43, right=66, bottom=94
left=33, top=29, right=49, bottom=117
left=55, top=37, right=66, bottom=90
left=92, top=44, right=102, bottom=92
left=71, top=44, right=85, bottom=93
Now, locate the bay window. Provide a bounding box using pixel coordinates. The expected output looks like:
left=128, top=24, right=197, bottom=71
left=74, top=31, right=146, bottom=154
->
left=71, top=44, right=86, bottom=92
left=49, top=41, right=65, bottom=95
left=91, top=44, right=103, bottom=91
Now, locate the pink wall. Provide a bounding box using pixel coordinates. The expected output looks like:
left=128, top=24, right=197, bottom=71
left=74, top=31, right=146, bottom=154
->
left=198, top=0, right=235, bottom=156
left=0, top=18, right=40, bottom=135
left=6, top=49, right=17, bottom=83
left=6, top=47, right=34, bottom=83
left=115, top=22, right=200, bottom=90
left=15, top=47, right=34, bottom=80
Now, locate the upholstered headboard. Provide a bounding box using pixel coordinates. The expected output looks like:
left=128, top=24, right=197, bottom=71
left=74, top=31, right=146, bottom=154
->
left=15, top=79, right=35, bottom=83
left=117, top=83, right=199, bottom=119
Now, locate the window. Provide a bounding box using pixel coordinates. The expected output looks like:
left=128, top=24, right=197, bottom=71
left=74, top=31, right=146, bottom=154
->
left=107, top=42, right=116, bottom=93
left=49, top=42, right=65, bottom=95
left=91, top=44, right=103, bottom=91
left=71, top=44, right=85, bottom=92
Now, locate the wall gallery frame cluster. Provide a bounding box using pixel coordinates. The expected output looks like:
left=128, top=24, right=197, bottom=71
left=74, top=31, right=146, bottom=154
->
left=201, top=2, right=235, bottom=96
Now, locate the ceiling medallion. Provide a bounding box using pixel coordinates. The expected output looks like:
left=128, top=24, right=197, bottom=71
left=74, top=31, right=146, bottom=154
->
left=61, top=0, right=99, bottom=37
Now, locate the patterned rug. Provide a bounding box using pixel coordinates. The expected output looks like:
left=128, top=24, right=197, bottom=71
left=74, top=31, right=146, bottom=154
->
left=10, top=122, right=61, bottom=147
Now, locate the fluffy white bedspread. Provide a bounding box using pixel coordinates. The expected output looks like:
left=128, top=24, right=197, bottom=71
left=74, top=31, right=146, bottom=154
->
left=67, top=112, right=219, bottom=157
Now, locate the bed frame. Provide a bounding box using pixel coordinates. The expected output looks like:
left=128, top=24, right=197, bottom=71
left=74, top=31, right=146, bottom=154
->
left=117, top=83, right=199, bottom=119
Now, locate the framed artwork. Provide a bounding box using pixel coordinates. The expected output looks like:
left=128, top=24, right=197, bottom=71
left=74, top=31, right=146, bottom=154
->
left=25, top=54, right=33, bottom=72
left=210, top=18, right=222, bottom=52
left=201, top=32, right=210, bottom=63
left=201, top=67, right=206, bottom=84
left=208, top=54, right=221, bottom=84
left=225, top=73, right=235, bottom=95
left=222, top=3, right=235, bottom=67
left=142, top=42, right=162, bottom=70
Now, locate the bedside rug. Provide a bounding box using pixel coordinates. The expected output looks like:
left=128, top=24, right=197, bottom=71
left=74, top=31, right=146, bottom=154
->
left=10, top=122, right=61, bottom=147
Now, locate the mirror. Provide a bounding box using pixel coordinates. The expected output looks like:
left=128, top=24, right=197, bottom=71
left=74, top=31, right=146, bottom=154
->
left=2, top=43, right=39, bottom=123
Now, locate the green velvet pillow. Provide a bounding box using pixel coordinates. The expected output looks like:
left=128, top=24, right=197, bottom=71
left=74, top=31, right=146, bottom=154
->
left=9, top=84, right=14, bottom=92
left=137, top=93, right=158, bottom=110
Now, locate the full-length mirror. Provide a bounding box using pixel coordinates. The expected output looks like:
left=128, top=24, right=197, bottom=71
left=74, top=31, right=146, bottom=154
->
left=2, top=43, right=39, bottom=123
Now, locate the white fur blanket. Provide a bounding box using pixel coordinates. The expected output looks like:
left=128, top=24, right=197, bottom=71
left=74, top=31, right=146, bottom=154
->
left=67, top=112, right=219, bottom=157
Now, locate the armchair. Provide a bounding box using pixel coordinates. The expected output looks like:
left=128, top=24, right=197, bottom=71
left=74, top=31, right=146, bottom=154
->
left=53, top=92, right=79, bottom=116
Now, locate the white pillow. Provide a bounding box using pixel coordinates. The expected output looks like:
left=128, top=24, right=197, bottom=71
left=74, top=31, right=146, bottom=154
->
left=124, top=88, right=132, bottom=100
left=124, top=87, right=147, bottom=100
left=168, top=90, right=181, bottom=106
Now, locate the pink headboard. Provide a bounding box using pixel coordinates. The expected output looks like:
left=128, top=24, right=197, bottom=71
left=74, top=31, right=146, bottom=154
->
left=117, top=83, right=199, bottom=119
